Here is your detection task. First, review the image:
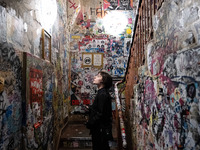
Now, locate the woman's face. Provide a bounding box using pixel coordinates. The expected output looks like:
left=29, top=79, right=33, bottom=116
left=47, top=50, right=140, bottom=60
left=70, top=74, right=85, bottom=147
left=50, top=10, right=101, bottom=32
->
left=93, top=73, right=103, bottom=85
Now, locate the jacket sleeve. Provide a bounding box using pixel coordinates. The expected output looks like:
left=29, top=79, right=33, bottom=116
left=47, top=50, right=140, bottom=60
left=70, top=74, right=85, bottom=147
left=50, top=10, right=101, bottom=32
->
left=97, top=93, right=111, bottom=118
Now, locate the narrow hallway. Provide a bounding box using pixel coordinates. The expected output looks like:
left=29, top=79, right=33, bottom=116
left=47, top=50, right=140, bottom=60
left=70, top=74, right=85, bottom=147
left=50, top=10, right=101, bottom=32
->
left=1, top=0, right=200, bottom=150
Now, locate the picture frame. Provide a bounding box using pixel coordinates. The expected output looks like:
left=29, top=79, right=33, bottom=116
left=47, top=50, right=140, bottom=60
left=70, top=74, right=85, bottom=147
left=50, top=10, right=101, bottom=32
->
left=82, top=52, right=93, bottom=67
left=42, top=29, right=51, bottom=62
left=93, top=53, right=103, bottom=68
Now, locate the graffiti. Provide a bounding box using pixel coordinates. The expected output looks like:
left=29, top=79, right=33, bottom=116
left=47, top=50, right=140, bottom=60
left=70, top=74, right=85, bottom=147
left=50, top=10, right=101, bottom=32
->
left=0, top=0, right=69, bottom=149
left=69, top=1, right=136, bottom=116
left=24, top=53, right=54, bottom=150
left=186, top=83, right=196, bottom=99
left=90, top=7, right=107, bottom=18
left=30, top=68, right=43, bottom=129
left=68, top=0, right=78, bottom=10
left=184, top=6, right=199, bottom=27
left=0, top=6, right=6, bottom=43
left=71, top=70, right=95, bottom=110
left=104, top=0, right=133, bottom=10
left=194, top=22, right=200, bottom=44
left=79, top=36, right=108, bottom=53
left=63, top=52, right=69, bottom=117
left=111, top=57, right=127, bottom=77
left=0, top=42, right=22, bottom=149
left=134, top=45, right=200, bottom=149
left=71, top=99, right=92, bottom=106
left=149, top=29, right=179, bottom=76
left=163, top=47, right=200, bottom=79
left=124, top=38, right=131, bottom=56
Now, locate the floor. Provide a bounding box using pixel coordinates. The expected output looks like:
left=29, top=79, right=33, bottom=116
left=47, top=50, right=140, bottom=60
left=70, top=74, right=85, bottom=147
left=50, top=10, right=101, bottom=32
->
left=59, top=116, right=118, bottom=150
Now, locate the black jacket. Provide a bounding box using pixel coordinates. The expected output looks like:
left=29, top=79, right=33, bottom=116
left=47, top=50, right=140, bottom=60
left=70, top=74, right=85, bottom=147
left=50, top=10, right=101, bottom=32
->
left=86, top=88, right=112, bottom=129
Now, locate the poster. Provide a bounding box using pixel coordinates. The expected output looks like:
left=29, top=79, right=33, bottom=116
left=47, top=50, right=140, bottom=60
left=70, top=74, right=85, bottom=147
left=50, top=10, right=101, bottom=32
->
left=93, top=53, right=103, bottom=68
left=30, top=68, right=43, bottom=129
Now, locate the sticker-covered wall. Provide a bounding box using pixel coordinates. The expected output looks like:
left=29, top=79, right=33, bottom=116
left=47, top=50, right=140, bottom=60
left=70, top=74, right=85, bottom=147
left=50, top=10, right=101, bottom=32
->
left=0, top=0, right=69, bottom=149
left=0, top=42, right=23, bottom=150
left=23, top=53, right=54, bottom=150
left=130, top=0, right=200, bottom=149
left=67, top=0, right=138, bottom=113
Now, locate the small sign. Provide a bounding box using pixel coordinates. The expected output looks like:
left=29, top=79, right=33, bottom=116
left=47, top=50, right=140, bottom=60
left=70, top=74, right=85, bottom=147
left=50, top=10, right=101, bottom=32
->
left=93, top=53, right=103, bottom=68
left=82, top=53, right=92, bottom=67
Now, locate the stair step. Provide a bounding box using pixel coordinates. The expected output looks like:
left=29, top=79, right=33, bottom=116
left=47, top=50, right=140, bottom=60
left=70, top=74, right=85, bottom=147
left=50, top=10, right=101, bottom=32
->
left=61, top=137, right=92, bottom=149
left=59, top=120, right=118, bottom=150
left=59, top=147, right=92, bottom=150
left=60, top=137, right=118, bottom=149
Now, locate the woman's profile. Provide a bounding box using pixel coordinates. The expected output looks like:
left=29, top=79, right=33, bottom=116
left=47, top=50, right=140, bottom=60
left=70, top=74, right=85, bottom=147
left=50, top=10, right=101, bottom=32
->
left=85, top=71, right=113, bottom=150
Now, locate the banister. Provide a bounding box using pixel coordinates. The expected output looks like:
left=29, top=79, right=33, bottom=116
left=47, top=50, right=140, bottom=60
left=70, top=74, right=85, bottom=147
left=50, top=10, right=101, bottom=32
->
left=114, top=0, right=165, bottom=149
left=124, top=0, right=165, bottom=100
left=115, top=81, right=127, bottom=148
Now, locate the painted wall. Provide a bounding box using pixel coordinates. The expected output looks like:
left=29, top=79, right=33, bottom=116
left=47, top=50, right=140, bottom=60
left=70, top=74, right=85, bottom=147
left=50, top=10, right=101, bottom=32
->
left=23, top=53, right=55, bottom=150
left=130, top=0, right=200, bottom=149
left=67, top=0, right=138, bottom=114
left=0, top=0, right=69, bottom=149
left=0, top=43, right=23, bottom=150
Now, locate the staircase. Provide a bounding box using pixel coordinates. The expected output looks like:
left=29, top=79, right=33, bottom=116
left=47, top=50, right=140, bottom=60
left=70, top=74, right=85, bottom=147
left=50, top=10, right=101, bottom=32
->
left=58, top=120, right=118, bottom=150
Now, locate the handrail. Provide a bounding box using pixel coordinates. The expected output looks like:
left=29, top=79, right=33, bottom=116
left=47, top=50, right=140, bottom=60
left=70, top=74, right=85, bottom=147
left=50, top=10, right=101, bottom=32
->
left=115, top=81, right=127, bottom=148
left=113, top=0, right=165, bottom=149
left=125, top=0, right=165, bottom=100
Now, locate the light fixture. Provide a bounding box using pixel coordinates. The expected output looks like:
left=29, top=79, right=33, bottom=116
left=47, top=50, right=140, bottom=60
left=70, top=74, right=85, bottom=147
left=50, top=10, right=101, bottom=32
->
left=40, top=0, right=57, bottom=32
left=103, top=11, right=128, bottom=36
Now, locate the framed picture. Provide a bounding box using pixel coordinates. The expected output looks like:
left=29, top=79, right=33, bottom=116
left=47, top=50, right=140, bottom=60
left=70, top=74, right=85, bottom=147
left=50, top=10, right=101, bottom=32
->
left=42, top=29, right=51, bottom=62
left=93, top=53, right=103, bottom=68
left=82, top=52, right=93, bottom=67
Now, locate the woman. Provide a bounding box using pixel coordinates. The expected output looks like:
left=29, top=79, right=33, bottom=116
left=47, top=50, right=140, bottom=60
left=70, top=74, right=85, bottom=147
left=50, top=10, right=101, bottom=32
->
left=85, top=71, right=113, bottom=150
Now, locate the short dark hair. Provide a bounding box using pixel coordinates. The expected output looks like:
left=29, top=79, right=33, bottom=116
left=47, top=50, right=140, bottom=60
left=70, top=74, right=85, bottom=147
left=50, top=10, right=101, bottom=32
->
left=99, top=71, right=112, bottom=89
